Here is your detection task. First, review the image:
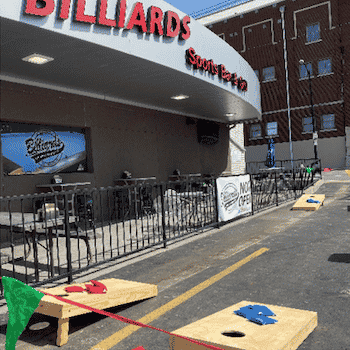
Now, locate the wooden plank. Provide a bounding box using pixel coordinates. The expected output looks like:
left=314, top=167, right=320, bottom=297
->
left=169, top=301, right=317, bottom=350
left=35, top=278, right=158, bottom=319
left=292, top=194, right=325, bottom=211
left=57, top=318, right=69, bottom=346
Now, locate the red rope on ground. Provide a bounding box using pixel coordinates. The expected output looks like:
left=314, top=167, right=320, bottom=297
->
left=39, top=290, right=225, bottom=350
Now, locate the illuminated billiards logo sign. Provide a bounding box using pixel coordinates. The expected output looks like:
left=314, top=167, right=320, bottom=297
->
left=25, top=129, right=65, bottom=167
left=24, top=0, right=191, bottom=40
left=186, top=47, right=248, bottom=92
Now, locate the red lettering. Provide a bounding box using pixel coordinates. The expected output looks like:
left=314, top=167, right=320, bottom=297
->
left=186, top=47, right=196, bottom=65
left=164, top=11, right=180, bottom=38
left=241, top=80, right=248, bottom=91
left=75, top=0, right=96, bottom=24
left=97, top=0, right=116, bottom=27
left=25, top=0, right=55, bottom=16
left=238, top=77, right=248, bottom=91
left=219, top=65, right=227, bottom=79
left=207, top=60, right=212, bottom=73
left=116, top=0, right=126, bottom=28
left=147, top=6, right=163, bottom=35
left=59, top=0, right=71, bottom=19
left=180, top=16, right=191, bottom=40
left=231, top=73, right=238, bottom=86
left=214, top=64, right=218, bottom=75
left=126, top=2, right=147, bottom=32
left=195, top=56, right=203, bottom=69
left=202, top=59, right=208, bottom=71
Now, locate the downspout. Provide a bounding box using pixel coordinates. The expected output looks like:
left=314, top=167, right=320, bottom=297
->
left=280, top=5, right=294, bottom=169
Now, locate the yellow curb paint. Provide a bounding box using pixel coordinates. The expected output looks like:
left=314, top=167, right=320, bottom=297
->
left=345, top=170, right=350, bottom=178
left=90, top=247, right=269, bottom=350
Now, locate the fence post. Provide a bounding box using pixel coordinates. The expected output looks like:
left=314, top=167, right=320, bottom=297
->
left=275, top=171, right=278, bottom=206
left=64, top=192, right=73, bottom=284
left=160, top=183, right=167, bottom=249
left=293, top=168, right=297, bottom=199
left=250, top=174, right=254, bottom=216
left=214, top=177, right=220, bottom=228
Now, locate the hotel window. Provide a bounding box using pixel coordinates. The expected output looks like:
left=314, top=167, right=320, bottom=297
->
left=250, top=124, right=262, bottom=138
left=262, top=66, right=275, bottom=82
left=266, top=122, right=278, bottom=136
left=321, top=114, right=335, bottom=131
left=318, top=58, right=332, bottom=76
left=218, top=33, right=225, bottom=41
left=300, top=62, right=313, bottom=79
left=303, top=116, right=314, bottom=133
left=306, top=23, right=320, bottom=43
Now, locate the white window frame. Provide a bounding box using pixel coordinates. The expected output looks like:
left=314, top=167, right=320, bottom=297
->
left=250, top=124, right=262, bottom=139
left=318, top=58, right=333, bottom=76
left=306, top=22, right=321, bottom=44
left=320, top=114, right=336, bottom=131
left=299, top=62, right=313, bottom=80
left=218, top=33, right=225, bottom=41
left=262, top=66, right=276, bottom=83
left=265, top=121, right=278, bottom=137
left=302, top=116, right=314, bottom=134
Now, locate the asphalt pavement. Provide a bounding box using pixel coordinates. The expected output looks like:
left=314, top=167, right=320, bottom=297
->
left=0, top=170, right=349, bottom=350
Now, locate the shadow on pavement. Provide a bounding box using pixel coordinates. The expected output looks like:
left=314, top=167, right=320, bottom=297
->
left=328, top=253, right=350, bottom=263
left=0, top=298, right=149, bottom=348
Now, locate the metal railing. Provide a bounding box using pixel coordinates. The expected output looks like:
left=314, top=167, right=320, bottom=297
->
left=246, top=158, right=322, bottom=174
left=0, top=176, right=217, bottom=295
left=250, top=166, right=322, bottom=213
left=0, top=167, right=320, bottom=297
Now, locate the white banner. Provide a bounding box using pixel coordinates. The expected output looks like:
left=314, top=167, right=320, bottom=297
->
left=216, top=175, right=252, bottom=222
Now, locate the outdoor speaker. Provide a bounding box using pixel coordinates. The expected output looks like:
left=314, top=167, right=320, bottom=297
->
left=197, top=120, right=219, bottom=145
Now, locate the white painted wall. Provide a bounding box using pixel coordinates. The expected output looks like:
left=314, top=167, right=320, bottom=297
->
left=228, top=123, right=246, bottom=174
left=246, top=137, right=346, bottom=169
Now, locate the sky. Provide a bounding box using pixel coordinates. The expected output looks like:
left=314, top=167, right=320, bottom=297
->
left=166, top=0, right=242, bottom=17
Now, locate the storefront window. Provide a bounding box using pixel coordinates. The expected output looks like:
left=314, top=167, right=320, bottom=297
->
left=1, top=121, right=89, bottom=175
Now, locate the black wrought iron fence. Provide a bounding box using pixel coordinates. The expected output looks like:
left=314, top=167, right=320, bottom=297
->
left=0, top=176, right=217, bottom=296
left=0, top=168, right=320, bottom=297
left=250, top=165, right=322, bottom=213
left=246, top=158, right=322, bottom=175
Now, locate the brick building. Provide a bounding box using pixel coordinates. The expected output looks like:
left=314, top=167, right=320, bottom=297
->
left=198, top=0, right=350, bottom=169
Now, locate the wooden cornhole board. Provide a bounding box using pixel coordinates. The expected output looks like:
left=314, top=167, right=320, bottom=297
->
left=292, top=194, right=325, bottom=211
left=35, top=278, right=157, bottom=346
left=169, top=301, right=317, bottom=350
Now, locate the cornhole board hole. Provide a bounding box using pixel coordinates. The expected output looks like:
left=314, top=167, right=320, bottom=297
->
left=292, top=194, right=325, bottom=211
left=34, top=278, right=157, bottom=346
left=169, top=301, right=317, bottom=350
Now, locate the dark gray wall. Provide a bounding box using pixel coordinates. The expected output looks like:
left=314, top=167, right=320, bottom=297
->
left=1, top=81, right=229, bottom=197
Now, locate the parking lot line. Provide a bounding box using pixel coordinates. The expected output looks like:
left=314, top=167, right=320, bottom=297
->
left=90, top=247, right=269, bottom=350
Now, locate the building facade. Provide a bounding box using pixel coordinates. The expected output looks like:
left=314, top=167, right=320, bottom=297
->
left=0, top=0, right=261, bottom=198
left=199, top=0, right=350, bottom=169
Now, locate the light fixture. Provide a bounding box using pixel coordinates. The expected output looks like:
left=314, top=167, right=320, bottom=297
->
left=171, top=94, right=189, bottom=100
left=225, top=113, right=234, bottom=117
left=22, top=54, right=54, bottom=65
